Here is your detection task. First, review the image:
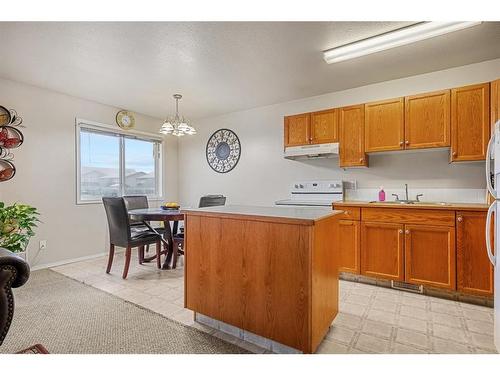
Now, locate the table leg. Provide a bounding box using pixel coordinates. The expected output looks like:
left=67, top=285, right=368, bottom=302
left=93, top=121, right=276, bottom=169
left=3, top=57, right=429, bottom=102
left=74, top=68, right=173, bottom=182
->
left=162, top=220, right=174, bottom=270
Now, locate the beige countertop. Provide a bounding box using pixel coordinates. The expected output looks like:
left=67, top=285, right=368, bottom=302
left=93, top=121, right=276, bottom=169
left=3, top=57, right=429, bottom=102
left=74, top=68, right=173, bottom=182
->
left=333, top=200, right=489, bottom=211
left=183, top=205, right=343, bottom=224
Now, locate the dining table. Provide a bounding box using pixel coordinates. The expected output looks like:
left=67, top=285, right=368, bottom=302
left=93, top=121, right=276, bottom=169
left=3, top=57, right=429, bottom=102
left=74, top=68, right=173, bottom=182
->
left=128, top=208, right=184, bottom=270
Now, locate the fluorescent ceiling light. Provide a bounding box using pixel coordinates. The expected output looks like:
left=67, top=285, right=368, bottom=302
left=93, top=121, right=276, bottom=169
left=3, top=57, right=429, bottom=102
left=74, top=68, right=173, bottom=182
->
left=323, top=22, right=482, bottom=64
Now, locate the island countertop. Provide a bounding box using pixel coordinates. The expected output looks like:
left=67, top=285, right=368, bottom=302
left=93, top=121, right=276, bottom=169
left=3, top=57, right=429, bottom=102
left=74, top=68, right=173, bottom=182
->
left=182, top=204, right=343, bottom=225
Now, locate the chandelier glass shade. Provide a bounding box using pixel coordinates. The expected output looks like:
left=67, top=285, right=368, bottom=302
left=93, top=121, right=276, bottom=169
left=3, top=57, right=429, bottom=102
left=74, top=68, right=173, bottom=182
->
left=159, top=94, right=197, bottom=136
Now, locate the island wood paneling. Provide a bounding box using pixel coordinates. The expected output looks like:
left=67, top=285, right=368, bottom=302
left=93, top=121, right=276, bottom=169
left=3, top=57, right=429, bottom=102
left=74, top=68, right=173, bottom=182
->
left=185, top=213, right=339, bottom=353
left=310, top=215, right=339, bottom=351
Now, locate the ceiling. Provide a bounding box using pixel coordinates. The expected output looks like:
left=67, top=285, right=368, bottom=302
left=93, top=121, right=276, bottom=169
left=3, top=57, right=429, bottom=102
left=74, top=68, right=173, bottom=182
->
left=0, top=22, right=499, bottom=120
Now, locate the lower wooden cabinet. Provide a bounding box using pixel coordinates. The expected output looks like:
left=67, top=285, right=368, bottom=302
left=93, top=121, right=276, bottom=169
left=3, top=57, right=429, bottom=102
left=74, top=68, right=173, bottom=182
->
left=338, top=220, right=360, bottom=274
left=457, top=211, right=494, bottom=296
left=336, top=205, right=492, bottom=297
left=404, top=225, right=456, bottom=290
left=361, top=222, right=404, bottom=281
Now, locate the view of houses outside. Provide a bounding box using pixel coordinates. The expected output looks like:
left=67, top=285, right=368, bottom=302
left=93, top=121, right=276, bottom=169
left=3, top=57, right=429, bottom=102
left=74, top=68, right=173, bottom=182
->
left=80, top=130, right=158, bottom=200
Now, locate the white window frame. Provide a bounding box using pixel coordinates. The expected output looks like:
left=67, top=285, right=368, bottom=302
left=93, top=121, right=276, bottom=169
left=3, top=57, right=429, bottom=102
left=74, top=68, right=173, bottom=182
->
left=75, top=118, right=164, bottom=205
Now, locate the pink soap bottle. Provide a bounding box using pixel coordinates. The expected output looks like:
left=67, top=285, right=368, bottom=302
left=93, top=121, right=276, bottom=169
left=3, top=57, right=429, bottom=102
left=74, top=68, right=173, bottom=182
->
left=378, top=186, right=386, bottom=202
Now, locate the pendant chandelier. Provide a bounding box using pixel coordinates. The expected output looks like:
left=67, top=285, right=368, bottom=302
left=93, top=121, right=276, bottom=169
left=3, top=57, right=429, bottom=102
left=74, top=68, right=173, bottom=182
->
left=159, top=94, right=197, bottom=136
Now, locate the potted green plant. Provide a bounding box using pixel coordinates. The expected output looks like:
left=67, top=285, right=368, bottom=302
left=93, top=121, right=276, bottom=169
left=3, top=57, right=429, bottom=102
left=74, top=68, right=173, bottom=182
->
left=0, top=201, right=40, bottom=260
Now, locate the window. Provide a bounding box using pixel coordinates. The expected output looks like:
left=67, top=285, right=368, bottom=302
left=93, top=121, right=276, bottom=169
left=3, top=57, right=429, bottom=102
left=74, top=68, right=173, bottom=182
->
left=77, top=121, right=162, bottom=203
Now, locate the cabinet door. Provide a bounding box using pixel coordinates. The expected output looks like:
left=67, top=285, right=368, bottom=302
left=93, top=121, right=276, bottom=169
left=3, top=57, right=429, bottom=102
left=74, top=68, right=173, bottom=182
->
left=405, top=90, right=451, bottom=149
left=451, top=83, right=490, bottom=162
left=404, top=225, right=455, bottom=290
left=456, top=211, right=494, bottom=296
left=492, top=79, right=500, bottom=133
left=361, top=222, right=404, bottom=281
left=339, top=104, right=368, bottom=167
left=310, top=109, right=338, bottom=144
left=284, top=113, right=310, bottom=147
left=365, top=98, right=404, bottom=152
left=338, top=220, right=360, bottom=274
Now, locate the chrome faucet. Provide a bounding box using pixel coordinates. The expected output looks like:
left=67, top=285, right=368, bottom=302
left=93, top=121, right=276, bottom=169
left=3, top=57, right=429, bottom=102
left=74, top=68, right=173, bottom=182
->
left=391, top=184, right=424, bottom=204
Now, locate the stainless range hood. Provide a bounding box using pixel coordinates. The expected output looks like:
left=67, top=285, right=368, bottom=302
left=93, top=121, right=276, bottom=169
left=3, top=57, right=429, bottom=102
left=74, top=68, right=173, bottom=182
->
left=284, top=142, right=339, bottom=159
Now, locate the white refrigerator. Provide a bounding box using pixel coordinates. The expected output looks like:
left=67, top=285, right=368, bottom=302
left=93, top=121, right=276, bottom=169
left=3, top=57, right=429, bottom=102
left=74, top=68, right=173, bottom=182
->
left=486, top=120, right=500, bottom=351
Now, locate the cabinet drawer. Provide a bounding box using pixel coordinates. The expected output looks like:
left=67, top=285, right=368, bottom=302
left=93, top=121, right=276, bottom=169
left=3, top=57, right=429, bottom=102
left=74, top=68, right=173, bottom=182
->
left=334, top=206, right=360, bottom=220
left=361, top=207, right=455, bottom=227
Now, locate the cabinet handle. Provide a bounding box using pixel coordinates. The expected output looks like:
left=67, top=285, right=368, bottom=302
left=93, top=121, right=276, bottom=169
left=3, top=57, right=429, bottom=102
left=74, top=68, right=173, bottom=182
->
left=398, top=229, right=403, bottom=234
left=359, top=158, right=364, bottom=162
left=345, top=210, right=350, bottom=215
left=452, top=151, right=457, bottom=157
left=457, top=216, right=463, bottom=222
left=405, top=141, right=409, bottom=145
left=399, top=141, right=403, bottom=146
left=405, top=229, right=410, bottom=234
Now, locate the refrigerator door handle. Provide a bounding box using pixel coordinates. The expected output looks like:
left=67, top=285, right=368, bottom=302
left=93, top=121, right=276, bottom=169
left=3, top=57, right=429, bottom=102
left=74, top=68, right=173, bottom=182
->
left=486, top=132, right=496, bottom=199
left=486, top=201, right=496, bottom=267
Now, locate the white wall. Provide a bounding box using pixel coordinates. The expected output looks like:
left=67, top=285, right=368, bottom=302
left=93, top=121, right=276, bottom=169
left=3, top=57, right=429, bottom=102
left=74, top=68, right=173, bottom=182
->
left=178, top=58, right=500, bottom=207
left=0, top=77, right=178, bottom=267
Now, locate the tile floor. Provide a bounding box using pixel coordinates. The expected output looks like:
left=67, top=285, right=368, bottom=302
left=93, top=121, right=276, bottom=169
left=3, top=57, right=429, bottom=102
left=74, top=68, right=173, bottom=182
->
left=51, top=251, right=498, bottom=354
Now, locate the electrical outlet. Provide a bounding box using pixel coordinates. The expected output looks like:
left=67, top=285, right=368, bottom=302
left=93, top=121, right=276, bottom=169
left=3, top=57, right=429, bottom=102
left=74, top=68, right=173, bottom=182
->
left=344, top=180, right=357, bottom=190
left=39, top=240, right=47, bottom=250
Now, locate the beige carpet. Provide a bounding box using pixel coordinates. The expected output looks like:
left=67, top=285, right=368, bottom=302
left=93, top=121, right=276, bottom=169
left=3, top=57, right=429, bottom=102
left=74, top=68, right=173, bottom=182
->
left=0, top=270, right=248, bottom=354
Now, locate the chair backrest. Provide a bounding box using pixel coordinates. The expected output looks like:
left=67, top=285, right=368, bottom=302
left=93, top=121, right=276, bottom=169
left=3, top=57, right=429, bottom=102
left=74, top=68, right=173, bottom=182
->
left=123, top=195, right=149, bottom=225
left=199, top=195, right=226, bottom=208
left=102, top=197, right=131, bottom=247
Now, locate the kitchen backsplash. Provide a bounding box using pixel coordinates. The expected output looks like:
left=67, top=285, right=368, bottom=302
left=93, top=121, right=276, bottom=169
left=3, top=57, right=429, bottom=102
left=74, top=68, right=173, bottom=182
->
left=345, top=188, right=487, bottom=204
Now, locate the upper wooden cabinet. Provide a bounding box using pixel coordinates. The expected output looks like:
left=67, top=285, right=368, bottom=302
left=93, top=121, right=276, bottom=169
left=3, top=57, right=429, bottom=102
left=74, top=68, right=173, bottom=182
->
left=405, top=90, right=451, bottom=149
left=361, top=221, right=404, bottom=281
left=404, top=224, right=456, bottom=290
left=310, top=109, right=338, bottom=144
left=284, top=113, right=310, bottom=147
left=451, top=83, right=490, bottom=162
left=339, top=104, right=368, bottom=168
left=456, top=211, right=494, bottom=296
left=365, top=98, right=405, bottom=152
left=492, top=79, right=500, bottom=132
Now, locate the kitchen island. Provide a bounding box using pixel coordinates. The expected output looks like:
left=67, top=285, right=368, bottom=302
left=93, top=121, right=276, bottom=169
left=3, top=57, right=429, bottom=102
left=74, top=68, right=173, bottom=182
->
left=183, top=205, right=342, bottom=353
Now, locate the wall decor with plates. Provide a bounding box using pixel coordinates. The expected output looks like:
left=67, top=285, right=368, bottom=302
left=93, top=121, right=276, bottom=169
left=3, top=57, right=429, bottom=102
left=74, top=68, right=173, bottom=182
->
left=0, top=105, right=24, bottom=182
left=206, top=128, right=241, bottom=173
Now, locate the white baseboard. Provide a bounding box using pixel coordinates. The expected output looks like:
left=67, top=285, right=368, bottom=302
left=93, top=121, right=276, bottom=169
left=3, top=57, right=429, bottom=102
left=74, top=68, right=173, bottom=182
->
left=30, top=252, right=108, bottom=271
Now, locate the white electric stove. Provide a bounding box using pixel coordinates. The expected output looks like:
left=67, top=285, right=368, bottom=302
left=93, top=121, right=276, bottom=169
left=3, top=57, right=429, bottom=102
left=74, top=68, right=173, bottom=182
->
left=275, top=180, right=344, bottom=207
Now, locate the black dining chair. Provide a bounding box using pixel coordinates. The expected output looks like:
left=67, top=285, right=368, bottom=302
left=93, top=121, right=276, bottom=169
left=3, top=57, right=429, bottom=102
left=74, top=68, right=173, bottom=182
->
left=123, top=195, right=166, bottom=264
left=102, top=197, right=162, bottom=279
left=199, top=194, right=227, bottom=208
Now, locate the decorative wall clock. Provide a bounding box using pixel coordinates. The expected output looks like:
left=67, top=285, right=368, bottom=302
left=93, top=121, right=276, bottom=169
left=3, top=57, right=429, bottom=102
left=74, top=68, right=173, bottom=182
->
left=0, top=105, right=23, bottom=182
left=116, top=110, right=135, bottom=130
left=206, top=128, right=241, bottom=173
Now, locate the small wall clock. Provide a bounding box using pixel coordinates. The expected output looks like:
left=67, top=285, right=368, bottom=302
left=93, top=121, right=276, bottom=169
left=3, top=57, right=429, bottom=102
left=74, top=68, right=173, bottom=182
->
left=116, top=110, right=135, bottom=130
left=206, top=128, right=241, bottom=173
